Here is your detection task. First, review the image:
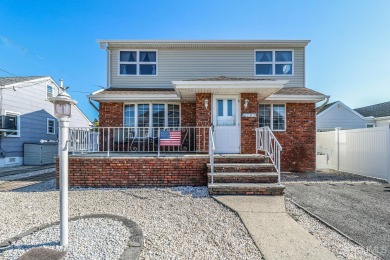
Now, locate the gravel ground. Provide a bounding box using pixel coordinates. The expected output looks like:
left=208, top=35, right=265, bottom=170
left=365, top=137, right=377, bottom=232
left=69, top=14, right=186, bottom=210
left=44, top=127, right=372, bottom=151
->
left=0, top=168, right=55, bottom=182
left=285, top=182, right=390, bottom=259
left=282, top=170, right=387, bottom=183
left=285, top=200, right=379, bottom=260
left=1, top=218, right=130, bottom=260
left=0, top=181, right=262, bottom=259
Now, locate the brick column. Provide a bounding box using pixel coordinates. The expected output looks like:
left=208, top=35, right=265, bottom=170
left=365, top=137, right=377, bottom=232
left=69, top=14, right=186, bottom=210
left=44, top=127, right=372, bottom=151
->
left=181, top=102, right=196, bottom=126
left=99, top=102, right=123, bottom=127
left=240, top=93, right=258, bottom=154
left=196, top=93, right=212, bottom=152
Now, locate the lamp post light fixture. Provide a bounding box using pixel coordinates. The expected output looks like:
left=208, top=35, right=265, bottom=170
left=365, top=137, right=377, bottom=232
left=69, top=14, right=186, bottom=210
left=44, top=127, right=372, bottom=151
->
left=49, top=90, right=77, bottom=247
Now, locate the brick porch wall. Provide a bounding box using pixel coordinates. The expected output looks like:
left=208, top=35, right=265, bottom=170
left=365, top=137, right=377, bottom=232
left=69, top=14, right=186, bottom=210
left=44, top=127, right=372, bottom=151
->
left=241, top=93, right=258, bottom=154
left=57, top=157, right=208, bottom=187
left=274, top=103, right=316, bottom=173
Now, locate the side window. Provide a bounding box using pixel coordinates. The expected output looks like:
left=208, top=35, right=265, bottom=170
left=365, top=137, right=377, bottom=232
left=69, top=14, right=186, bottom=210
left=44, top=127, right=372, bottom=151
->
left=2, top=111, right=21, bottom=137
left=47, top=85, right=53, bottom=99
left=47, top=118, right=55, bottom=134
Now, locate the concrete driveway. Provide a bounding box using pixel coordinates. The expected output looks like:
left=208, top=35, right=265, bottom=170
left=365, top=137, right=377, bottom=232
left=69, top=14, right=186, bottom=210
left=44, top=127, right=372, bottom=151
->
left=285, top=182, right=390, bottom=259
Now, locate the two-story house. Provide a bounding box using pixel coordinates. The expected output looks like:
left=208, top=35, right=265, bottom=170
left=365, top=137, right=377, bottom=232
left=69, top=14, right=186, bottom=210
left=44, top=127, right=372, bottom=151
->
left=65, top=40, right=327, bottom=195
left=0, top=76, right=91, bottom=167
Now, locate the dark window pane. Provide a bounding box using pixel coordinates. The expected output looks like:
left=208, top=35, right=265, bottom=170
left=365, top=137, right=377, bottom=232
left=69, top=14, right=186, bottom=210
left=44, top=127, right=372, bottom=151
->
left=275, top=51, right=292, bottom=62
left=153, top=104, right=165, bottom=127
left=275, top=64, right=292, bottom=75
left=137, top=104, right=149, bottom=127
left=218, top=100, right=223, bottom=116
left=227, top=100, right=233, bottom=116
left=120, top=64, right=137, bottom=75
left=256, top=64, right=272, bottom=75
left=273, top=104, right=286, bottom=130
left=120, top=51, right=137, bottom=62
left=256, top=51, right=272, bottom=62
left=259, top=104, right=271, bottom=127
left=124, top=105, right=135, bottom=127
left=140, top=64, right=156, bottom=75
left=140, top=51, right=156, bottom=62
left=168, top=104, right=180, bottom=127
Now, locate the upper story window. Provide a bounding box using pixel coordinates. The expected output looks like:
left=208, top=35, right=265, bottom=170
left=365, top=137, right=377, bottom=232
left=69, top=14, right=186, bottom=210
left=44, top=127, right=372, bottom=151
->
left=119, top=50, right=157, bottom=76
left=255, top=50, right=293, bottom=76
left=46, top=85, right=53, bottom=99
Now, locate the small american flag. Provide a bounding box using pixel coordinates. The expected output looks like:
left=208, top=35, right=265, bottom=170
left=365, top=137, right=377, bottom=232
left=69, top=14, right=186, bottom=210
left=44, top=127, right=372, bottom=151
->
left=160, top=130, right=181, bottom=146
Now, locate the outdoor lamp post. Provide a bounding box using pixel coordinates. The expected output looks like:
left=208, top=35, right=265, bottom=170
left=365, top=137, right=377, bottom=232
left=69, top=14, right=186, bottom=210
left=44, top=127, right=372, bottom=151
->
left=49, top=90, right=77, bottom=247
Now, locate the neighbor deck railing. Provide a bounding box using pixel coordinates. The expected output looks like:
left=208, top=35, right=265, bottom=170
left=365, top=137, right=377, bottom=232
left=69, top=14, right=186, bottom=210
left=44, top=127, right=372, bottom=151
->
left=209, top=125, right=216, bottom=184
left=256, top=127, right=282, bottom=184
left=68, top=126, right=210, bottom=156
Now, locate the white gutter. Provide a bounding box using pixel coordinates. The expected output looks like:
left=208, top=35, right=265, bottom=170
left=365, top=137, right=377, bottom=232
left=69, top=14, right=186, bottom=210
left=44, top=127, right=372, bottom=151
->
left=265, top=94, right=327, bottom=102
left=172, top=80, right=289, bottom=89
left=89, top=94, right=180, bottom=102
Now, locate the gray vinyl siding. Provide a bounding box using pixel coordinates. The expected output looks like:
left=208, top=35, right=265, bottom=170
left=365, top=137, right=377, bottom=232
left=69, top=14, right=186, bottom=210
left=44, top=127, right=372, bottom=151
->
left=316, top=105, right=375, bottom=130
left=0, top=79, right=90, bottom=162
left=109, top=48, right=305, bottom=88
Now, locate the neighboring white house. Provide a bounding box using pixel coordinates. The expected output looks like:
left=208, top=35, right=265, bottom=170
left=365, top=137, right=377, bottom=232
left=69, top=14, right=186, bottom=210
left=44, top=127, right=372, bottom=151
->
left=0, top=76, right=92, bottom=167
left=355, top=101, right=390, bottom=127
left=316, top=101, right=375, bottom=131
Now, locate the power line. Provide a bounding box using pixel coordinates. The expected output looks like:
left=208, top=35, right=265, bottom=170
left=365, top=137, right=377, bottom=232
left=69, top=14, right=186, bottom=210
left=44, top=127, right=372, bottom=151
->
left=0, top=68, right=18, bottom=77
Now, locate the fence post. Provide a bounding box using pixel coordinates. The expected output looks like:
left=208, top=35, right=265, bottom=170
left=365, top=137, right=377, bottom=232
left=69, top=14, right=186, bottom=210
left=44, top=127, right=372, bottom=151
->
left=335, top=127, right=340, bottom=171
left=107, top=128, right=110, bottom=157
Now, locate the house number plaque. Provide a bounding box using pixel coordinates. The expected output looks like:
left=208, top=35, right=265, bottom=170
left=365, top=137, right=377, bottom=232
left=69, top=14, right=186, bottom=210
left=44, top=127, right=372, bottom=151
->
left=241, top=113, right=257, bottom=118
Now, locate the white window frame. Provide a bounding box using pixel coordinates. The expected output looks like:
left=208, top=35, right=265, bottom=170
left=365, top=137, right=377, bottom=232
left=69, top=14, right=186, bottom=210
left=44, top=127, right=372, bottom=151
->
left=366, top=123, right=375, bottom=128
left=258, top=103, right=287, bottom=132
left=118, top=49, right=158, bottom=76
left=2, top=111, right=21, bottom=137
left=123, top=102, right=181, bottom=128
left=46, top=85, right=53, bottom=100
left=47, top=118, right=56, bottom=135
left=254, top=50, right=294, bottom=76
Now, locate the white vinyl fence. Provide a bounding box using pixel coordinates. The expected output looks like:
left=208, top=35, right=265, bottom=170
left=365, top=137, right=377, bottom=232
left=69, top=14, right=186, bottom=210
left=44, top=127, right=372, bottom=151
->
left=316, top=126, right=390, bottom=182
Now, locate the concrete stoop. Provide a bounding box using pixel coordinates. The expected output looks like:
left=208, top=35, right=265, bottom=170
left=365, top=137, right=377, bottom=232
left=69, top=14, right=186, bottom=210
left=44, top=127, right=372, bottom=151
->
left=207, top=154, right=285, bottom=195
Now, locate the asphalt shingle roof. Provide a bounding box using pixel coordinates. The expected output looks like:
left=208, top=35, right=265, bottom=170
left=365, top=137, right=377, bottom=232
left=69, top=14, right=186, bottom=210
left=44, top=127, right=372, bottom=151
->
left=0, top=76, right=47, bottom=87
left=354, top=101, right=390, bottom=118
left=273, top=87, right=326, bottom=96
left=316, top=101, right=337, bottom=113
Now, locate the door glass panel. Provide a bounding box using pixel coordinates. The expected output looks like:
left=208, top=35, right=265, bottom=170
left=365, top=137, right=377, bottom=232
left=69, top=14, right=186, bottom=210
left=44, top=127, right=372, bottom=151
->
left=218, top=100, right=223, bottom=116
left=227, top=100, right=233, bottom=116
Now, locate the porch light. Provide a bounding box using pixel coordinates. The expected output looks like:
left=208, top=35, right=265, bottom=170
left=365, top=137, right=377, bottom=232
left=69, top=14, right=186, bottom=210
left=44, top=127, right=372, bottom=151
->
left=205, top=99, right=209, bottom=109
left=244, top=99, right=250, bottom=109
left=49, top=88, right=77, bottom=247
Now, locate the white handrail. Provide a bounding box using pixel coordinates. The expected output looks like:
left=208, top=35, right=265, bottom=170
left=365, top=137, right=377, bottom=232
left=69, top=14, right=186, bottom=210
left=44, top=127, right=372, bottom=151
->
left=209, top=126, right=216, bottom=184
left=256, top=127, right=282, bottom=184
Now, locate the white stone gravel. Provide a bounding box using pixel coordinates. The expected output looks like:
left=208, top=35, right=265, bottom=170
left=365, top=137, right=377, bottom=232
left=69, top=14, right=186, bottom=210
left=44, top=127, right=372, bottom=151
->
left=0, top=168, right=55, bottom=182
left=285, top=200, right=379, bottom=260
left=1, top=218, right=130, bottom=260
left=0, top=182, right=262, bottom=259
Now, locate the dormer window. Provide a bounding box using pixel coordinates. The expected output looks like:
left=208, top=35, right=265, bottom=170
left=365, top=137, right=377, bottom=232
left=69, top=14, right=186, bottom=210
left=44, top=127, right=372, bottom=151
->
left=119, top=50, right=157, bottom=76
left=255, top=50, right=293, bottom=76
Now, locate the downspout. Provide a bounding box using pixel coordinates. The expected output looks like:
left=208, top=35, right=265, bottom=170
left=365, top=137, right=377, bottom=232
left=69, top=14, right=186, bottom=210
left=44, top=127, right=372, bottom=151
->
left=316, top=96, right=330, bottom=115
left=88, top=97, right=99, bottom=112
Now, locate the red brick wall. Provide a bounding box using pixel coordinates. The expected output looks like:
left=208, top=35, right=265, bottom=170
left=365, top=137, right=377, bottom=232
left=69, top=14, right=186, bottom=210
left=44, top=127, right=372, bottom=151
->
left=58, top=157, right=208, bottom=187
left=274, top=103, right=316, bottom=172
left=241, top=93, right=258, bottom=154
left=99, top=102, right=123, bottom=127
left=181, top=102, right=196, bottom=126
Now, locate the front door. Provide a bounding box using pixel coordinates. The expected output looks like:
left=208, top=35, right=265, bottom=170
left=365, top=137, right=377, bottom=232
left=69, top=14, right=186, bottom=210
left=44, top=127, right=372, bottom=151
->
left=213, top=95, right=240, bottom=153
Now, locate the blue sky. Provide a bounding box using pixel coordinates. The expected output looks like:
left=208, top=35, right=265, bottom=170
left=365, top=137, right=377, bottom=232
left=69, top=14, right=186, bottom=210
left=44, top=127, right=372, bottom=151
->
left=1, top=0, right=389, bottom=121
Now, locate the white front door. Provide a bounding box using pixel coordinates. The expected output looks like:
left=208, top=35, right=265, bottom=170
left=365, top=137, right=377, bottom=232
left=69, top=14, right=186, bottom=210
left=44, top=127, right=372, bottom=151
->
left=213, top=95, right=240, bottom=153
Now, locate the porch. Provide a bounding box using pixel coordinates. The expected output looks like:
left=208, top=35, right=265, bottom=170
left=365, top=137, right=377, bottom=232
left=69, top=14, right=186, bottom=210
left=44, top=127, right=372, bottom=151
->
left=61, top=126, right=284, bottom=195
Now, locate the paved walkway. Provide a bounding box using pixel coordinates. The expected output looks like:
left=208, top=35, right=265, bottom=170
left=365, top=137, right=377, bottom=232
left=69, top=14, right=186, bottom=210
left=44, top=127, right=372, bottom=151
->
left=0, top=171, right=55, bottom=191
left=0, top=164, right=55, bottom=178
left=213, top=196, right=337, bottom=260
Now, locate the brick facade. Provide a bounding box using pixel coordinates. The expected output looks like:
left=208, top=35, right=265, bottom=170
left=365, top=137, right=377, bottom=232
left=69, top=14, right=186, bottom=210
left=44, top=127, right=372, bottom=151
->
left=240, top=93, right=258, bottom=154
left=99, top=102, right=123, bottom=127
left=274, top=103, right=316, bottom=172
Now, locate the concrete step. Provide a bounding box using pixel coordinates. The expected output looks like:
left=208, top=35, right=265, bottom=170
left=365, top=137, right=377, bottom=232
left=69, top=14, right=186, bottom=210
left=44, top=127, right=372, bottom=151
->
left=208, top=172, right=278, bottom=183
left=208, top=183, right=285, bottom=195
left=207, top=163, right=276, bottom=173
left=213, top=154, right=269, bottom=164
